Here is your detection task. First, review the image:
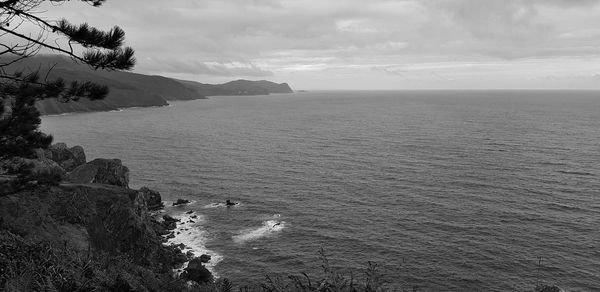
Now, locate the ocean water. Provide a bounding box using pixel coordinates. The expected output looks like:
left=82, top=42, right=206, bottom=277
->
left=41, top=91, right=600, bottom=291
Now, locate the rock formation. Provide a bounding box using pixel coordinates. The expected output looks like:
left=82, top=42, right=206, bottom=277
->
left=39, top=143, right=87, bottom=171
left=0, top=182, right=190, bottom=290
left=139, top=187, right=164, bottom=211
left=181, top=256, right=213, bottom=283
left=0, top=142, right=230, bottom=290
left=68, top=158, right=129, bottom=187
left=172, top=198, right=190, bottom=206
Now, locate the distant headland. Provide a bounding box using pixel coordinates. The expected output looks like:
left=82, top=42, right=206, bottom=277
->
left=4, top=55, right=293, bottom=115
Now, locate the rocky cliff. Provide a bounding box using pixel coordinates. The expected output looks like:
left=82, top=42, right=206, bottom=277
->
left=0, top=144, right=214, bottom=291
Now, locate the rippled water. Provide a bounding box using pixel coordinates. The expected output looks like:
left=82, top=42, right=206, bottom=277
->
left=41, top=90, right=600, bottom=291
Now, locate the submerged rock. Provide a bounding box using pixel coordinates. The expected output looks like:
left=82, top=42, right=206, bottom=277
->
left=535, top=285, right=564, bottom=292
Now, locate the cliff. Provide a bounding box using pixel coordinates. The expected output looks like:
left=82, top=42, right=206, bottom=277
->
left=0, top=144, right=211, bottom=291
left=3, top=55, right=293, bottom=115
left=0, top=143, right=567, bottom=291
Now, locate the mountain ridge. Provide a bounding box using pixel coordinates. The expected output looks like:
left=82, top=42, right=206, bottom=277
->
left=3, top=55, right=293, bottom=115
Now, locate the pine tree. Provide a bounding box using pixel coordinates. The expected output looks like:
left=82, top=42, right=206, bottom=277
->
left=0, top=0, right=134, bottom=168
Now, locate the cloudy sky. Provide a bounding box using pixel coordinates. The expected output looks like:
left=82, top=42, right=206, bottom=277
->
left=38, top=0, right=600, bottom=89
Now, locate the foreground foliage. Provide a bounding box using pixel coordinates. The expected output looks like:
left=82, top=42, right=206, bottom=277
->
left=0, top=230, right=184, bottom=291
left=0, top=0, right=134, bottom=179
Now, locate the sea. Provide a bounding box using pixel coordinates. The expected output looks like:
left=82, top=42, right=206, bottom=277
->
left=40, top=90, right=600, bottom=291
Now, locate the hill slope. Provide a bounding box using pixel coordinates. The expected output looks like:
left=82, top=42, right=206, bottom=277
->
left=3, top=55, right=293, bottom=115
left=177, top=79, right=293, bottom=96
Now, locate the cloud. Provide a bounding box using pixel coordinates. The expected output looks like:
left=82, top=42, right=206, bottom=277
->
left=137, top=59, right=273, bottom=77
left=25, top=0, right=600, bottom=88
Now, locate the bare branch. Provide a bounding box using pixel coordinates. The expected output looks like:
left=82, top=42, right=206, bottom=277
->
left=0, top=25, right=90, bottom=64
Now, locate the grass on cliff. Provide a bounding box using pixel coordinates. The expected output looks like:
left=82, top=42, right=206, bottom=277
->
left=190, top=248, right=410, bottom=292
left=0, top=230, right=188, bottom=291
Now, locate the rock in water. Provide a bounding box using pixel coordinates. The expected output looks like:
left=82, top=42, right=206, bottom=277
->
left=172, top=199, right=190, bottom=206
left=162, top=215, right=179, bottom=230
left=199, top=254, right=211, bottom=263
left=536, top=285, right=564, bottom=292
left=182, top=257, right=213, bottom=283
left=163, top=215, right=180, bottom=223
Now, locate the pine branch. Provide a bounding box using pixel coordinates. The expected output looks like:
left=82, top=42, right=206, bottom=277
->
left=0, top=26, right=135, bottom=70
left=0, top=25, right=90, bottom=64
left=57, top=19, right=126, bottom=50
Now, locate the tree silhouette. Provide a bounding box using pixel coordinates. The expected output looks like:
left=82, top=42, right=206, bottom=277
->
left=0, top=0, right=135, bottom=159
left=0, top=0, right=134, bottom=166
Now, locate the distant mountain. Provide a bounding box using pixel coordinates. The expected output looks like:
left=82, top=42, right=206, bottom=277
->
left=177, top=79, right=293, bottom=96
left=3, top=55, right=293, bottom=115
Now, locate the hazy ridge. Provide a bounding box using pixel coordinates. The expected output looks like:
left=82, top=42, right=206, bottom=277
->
left=4, top=55, right=293, bottom=115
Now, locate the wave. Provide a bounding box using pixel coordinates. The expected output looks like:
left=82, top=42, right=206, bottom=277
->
left=163, top=200, right=198, bottom=207
left=116, top=104, right=170, bottom=112
left=45, top=112, right=73, bottom=117
left=203, top=201, right=242, bottom=209
left=557, top=170, right=595, bottom=176
left=164, top=210, right=223, bottom=276
left=232, top=215, right=285, bottom=244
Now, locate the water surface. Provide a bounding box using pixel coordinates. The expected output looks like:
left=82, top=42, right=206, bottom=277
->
left=41, top=90, right=600, bottom=291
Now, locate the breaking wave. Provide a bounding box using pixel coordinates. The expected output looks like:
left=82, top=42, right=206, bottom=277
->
left=232, top=215, right=285, bottom=244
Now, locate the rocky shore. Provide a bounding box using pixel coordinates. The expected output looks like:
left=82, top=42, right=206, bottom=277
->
left=0, top=143, right=217, bottom=291
left=0, top=143, right=568, bottom=291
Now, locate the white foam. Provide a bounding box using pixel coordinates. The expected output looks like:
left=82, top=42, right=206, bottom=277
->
left=232, top=218, right=286, bottom=244
left=164, top=200, right=198, bottom=208
left=163, top=211, right=223, bottom=276
left=203, top=202, right=225, bottom=208
left=203, top=202, right=242, bottom=209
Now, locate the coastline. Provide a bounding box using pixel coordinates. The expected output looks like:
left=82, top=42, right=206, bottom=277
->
left=160, top=200, right=224, bottom=276
left=0, top=143, right=219, bottom=290
left=43, top=104, right=176, bottom=117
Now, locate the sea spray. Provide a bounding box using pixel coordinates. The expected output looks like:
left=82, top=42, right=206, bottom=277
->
left=203, top=202, right=243, bottom=209
left=232, top=214, right=286, bottom=244
left=162, top=202, right=223, bottom=276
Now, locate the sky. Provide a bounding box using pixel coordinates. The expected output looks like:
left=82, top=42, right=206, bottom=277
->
left=33, top=0, right=600, bottom=89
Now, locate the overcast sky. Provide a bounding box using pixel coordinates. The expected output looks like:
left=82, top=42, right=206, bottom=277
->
left=38, top=0, right=600, bottom=89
